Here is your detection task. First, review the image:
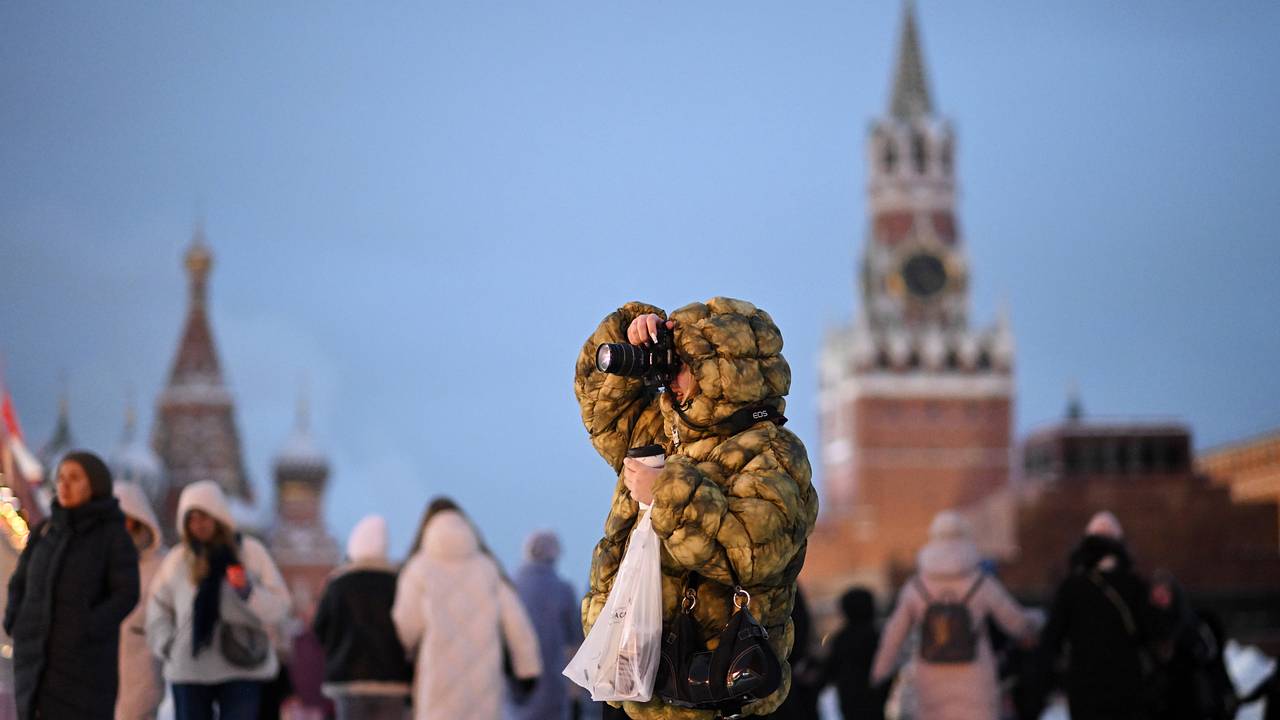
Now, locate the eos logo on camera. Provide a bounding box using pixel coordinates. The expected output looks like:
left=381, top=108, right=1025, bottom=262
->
left=752, top=410, right=769, bottom=420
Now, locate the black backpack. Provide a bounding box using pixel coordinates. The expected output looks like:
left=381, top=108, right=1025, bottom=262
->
left=914, top=574, right=985, bottom=664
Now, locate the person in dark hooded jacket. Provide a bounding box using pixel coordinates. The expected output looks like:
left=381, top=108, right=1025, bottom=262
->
left=1038, top=511, right=1158, bottom=720
left=821, top=588, right=889, bottom=720
left=1148, top=572, right=1239, bottom=720
left=3, top=451, right=140, bottom=720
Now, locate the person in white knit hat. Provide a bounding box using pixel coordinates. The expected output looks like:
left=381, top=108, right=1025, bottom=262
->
left=314, top=514, right=413, bottom=720
left=872, top=511, right=1039, bottom=720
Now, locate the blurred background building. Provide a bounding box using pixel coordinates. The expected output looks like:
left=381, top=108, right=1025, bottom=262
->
left=801, top=2, right=1280, bottom=654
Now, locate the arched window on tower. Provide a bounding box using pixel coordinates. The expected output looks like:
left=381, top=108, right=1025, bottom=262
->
left=882, top=138, right=898, bottom=174
left=911, top=131, right=928, bottom=174
left=940, top=138, right=953, bottom=175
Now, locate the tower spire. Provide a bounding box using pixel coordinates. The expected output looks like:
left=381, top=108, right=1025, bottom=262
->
left=889, top=0, right=933, bottom=119
left=185, top=222, right=213, bottom=309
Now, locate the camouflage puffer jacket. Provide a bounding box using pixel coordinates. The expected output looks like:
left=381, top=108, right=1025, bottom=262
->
left=574, top=297, right=819, bottom=719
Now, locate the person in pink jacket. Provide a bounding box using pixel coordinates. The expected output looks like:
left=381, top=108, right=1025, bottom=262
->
left=871, top=511, right=1039, bottom=720
left=113, top=482, right=166, bottom=720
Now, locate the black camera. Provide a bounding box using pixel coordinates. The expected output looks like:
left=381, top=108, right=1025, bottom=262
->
left=596, top=326, right=680, bottom=389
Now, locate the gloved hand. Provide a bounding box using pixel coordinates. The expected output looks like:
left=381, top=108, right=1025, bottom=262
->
left=226, top=563, right=251, bottom=599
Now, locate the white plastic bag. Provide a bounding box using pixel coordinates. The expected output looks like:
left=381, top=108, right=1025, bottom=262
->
left=563, top=507, right=663, bottom=702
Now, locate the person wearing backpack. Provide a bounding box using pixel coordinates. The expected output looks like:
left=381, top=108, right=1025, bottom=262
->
left=871, top=511, right=1038, bottom=720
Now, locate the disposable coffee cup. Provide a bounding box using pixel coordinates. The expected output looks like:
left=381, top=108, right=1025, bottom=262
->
left=625, top=445, right=665, bottom=510
left=626, top=444, right=665, bottom=468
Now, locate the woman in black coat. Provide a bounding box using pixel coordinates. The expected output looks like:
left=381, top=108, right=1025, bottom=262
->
left=3, top=451, right=140, bottom=720
left=821, top=587, right=889, bottom=720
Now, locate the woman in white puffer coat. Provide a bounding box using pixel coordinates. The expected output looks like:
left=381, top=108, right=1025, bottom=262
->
left=871, top=511, right=1039, bottom=720
left=392, top=502, right=541, bottom=720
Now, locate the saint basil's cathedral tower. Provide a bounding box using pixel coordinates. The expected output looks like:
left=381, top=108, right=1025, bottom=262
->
left=150, top=228, right=338, bottom=622
left=151, top=228, right=253, bottom=542
left=803, top=3, right=1014, bottom=599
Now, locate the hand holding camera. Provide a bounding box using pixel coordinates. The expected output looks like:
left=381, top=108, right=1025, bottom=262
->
left=626, top=314, right=675, bottom=346
left=596, top=314, right=681, bottom=390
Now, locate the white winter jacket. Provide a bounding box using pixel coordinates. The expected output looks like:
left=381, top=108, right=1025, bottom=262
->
left=392, top=511, right=541, bottom=720
left=144, top=480, right=292, bottom=685
left=114, top=483, right=166, bottom=719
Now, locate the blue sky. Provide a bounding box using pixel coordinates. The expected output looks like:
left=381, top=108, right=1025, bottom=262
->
left=3, top=1, right=1278, bottom=583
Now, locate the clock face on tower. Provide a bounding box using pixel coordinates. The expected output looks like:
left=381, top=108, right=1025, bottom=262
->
left=901, top=252, right=948, bottom=299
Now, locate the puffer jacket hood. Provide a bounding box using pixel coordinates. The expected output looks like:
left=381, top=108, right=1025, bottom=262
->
left=918, top=510, right=981, bottom=578
left=660, top=297, right=791, bottom=442
left=419, top=510, right=479, bottom=561
left=114, top=481, right=162, bottom=554
left=175, top=480, right=236, bottom=541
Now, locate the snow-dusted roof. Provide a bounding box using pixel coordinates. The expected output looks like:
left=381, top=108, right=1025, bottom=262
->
left=274, top=425, right=328, bottom=470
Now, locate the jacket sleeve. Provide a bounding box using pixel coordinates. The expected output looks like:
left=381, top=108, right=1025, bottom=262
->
left=574, top=301, right=669, bottom=471
left=145, top=552, right=180, bottom=661
left=561, top=581, right=583, bottom=650
left=243, top=540, right=292, bottom=626
left=2, top=524, right=38, bottom=635
left=1037, top=577, right=1073, bottom=665
left=88, top=522, right=141, bottom=637
left=391, top=559, right=426, bottom=656
left=871, top=585, right=917, bottom=685
left=984, top=577, right=1038, bottom=641
left=648, top=428, right=816, bottom=587
left=312, top=579, right=336, bottom=647
left=499, top=581, right=543, bottom=680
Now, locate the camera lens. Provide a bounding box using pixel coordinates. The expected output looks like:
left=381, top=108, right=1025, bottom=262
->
left=596, top=343, right=646, bottom=376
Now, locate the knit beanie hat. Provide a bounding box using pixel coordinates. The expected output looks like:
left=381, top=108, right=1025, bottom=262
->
left=62, top=450, right=113, bottom=500
left=346, top=515, right=389, bottom=562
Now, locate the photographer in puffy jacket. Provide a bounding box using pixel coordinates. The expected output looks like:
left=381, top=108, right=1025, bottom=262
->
left=575, top=298, right=819, bottom=720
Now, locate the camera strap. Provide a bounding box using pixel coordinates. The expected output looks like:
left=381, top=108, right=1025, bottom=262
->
left=670, top=397, right=787, bottom=436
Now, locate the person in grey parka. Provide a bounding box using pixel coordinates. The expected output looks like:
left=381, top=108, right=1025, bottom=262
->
left=503, top=531, right=583, bottom=720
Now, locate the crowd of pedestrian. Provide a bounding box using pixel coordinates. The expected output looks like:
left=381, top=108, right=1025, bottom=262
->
left=774, top=509, right=1263, bottom=720
left=2, top=452, right=582, bottom=720
left=3, top=295, right=1273, bottom=720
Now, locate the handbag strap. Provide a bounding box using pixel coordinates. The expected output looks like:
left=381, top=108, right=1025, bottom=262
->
left=1088, top=569, right=1139, bottom=638
left=681, top=562, right=752, bottom=616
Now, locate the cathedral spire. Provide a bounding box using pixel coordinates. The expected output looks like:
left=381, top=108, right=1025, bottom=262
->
left=185, top=223, right=213, bottom=309
left=167, top=224, right=222, bottom=386
left=889, top=0, right=933, bottom=120
left=153, top=222, right=252, bottom=538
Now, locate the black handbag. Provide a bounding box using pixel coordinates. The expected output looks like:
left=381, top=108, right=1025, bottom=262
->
left=655, top=571, right=782, bottom=718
